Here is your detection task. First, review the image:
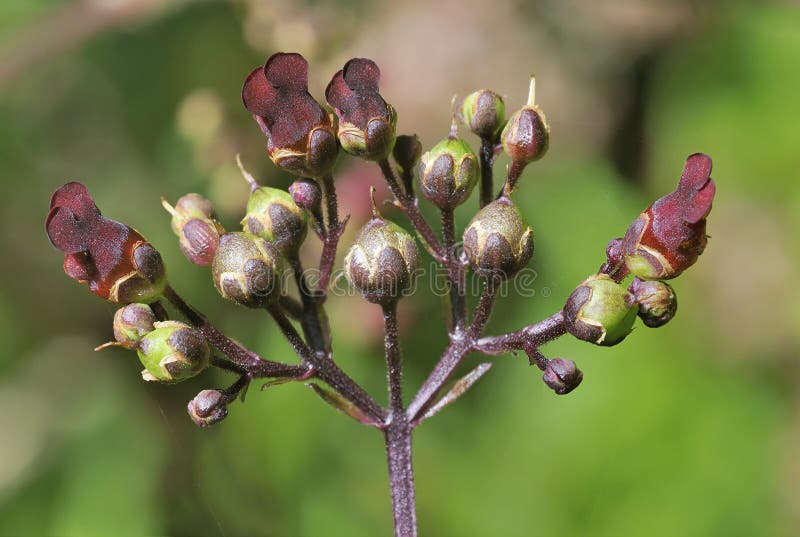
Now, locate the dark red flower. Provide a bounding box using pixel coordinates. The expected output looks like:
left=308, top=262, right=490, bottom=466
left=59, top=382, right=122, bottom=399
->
left=621, top=153, right=716, bottom=280
left=242, top=52, right=338, bottom=177
left=325, top=58, right=396, bottom=160
left=46, top=182, right=166, bottom=303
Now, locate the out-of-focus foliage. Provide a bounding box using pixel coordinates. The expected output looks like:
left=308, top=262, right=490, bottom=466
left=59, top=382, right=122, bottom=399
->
left=1, top=1, right=798, bottom=536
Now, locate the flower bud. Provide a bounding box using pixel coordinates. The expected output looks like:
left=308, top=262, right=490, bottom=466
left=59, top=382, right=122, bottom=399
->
left=212, top=232, right=285, bottom=308
left=344, top=216, right=419, bottom=304
left=241, top=187, right=307, bottom=255
left=542, top=358, right=583, bottom=395
left=418, top=137, right=479, bottom=209
left=113, top=303, right=156, bottom=345
left=463, top=196, right=534, bottom=281
left=501, top=78, right=549, bottom=164
left=564, top=274, right=638, bottom=346
left=621, top=153, right=715, bottom=280
left=187, top=389, right=228, bottom=427
left=138, top=321, right=210, bottom=383
left=162, top=194, right=225, bottom=267
left=288, top=178, right=322, bottom=214
left=628, top=277, right=677, bottom=328
left=326, top=58, right=397, bottom=161
left=460, top=89, right=506, bottom=140
left=392, top=134, right=422, bottom=176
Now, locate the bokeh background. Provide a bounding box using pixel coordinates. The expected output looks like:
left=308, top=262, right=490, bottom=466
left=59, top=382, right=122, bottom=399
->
left=1, top=0, right=799, bottom=535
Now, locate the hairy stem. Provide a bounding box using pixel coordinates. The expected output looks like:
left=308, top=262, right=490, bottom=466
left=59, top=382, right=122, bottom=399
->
left=406, top=279, right=499, bottom=422
left=381, top=301, right=416, bottom=536
left=318, top=172, right=346, bottom=296
left=479, top=138, right=496, bottom=207
left=474, top=311, right=566, bottom=354
left=441, top=208, right=467, bottom=334
left=378, top=158, right=445, bottom=261
left=288, top=254, right=330, bottom=355
left=500, top=159, right=526, bottom=198
left=163, top=286, right=305, bottom=377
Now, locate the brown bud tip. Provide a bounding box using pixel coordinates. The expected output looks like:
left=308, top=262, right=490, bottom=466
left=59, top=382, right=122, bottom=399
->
left=542, top=358, right=583, bottom=395
left=392, top=134, right=422, bottom=174
left=628, top=277, right=677, bottom=328
left=288, top=178, right=322, bottom=213
left=187, top=389, right=228, bottom=427
left=501, top=106, right=549, bottom=164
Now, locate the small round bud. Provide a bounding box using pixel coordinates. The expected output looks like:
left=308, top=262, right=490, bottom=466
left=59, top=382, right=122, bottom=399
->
left=460, top=89, right=506, bottom=140
left=628, top=277, right=677, bottom=328
left=113, top=303, right=156, bottom=344
left=137, top=321, right=210, bottom=383
left=212, top=232, right=285, bottom=308
left=564, top=274, right=638, bottom=346
left=419, top=137, right=479, bottom=209
left=463, top=196, right=534, bottom=281
left=288, top=178, right=322, bottom=214
left=392, top=134, right=423, bottom=176
left=344, top=217, right=419, bottom=304
left=187, top=389, right=228, bottom=427
left=162, top=194, right=224, bottom=267
left=501, top=78, right=549, bottom=164
left=542, top=358, right=583, bottom=395
left=241, top=187, right=307, bottom=254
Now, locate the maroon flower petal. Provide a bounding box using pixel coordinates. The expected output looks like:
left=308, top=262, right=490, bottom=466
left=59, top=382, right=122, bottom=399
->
left=243, top=53, right=326, bottom=152
left=679, top=153, right=715, bottom=224
left=342, top=58, right=381, bottom=92
left=242, top=67, right=277, bottom=118
left=46, top=206, right=89, bottom=253
left=325, top=58, right=389, bottom=130
left=63, top=252, right=95, bottom=282
left=49, top=182, right=100, bottom=219
left=264, top=52, right=309, bottom=91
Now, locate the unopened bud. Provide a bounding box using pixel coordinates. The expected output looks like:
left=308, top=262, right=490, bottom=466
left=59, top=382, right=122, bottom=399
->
left=288, top=178, right=322, bottom=214
left=460, top=89, right=506, bottom=140
left=542, top=358, right=583, bottom=395
left=113, top=303, right=156, bottom=344
left=242, top=187, right=307, bottom=255
left=564, top=274, right=638, bottom=346
left=212, top=232, right=285, bottom=308
left=138, top=321, right=210, bottom=383
left=419, top=137, right=479, bottom=209
left=628, top=277, right=677, bottom=328
left=162, top=194, right=224, bottom=267
left=463, top=196, right=534, bottom=281
left=344, top=216, right=419, bottom=304
left=392, top=134, right=423, bottom=176
left=501, top=77, right=549, bottom=165
left=187, top=389, right=228, bottom=427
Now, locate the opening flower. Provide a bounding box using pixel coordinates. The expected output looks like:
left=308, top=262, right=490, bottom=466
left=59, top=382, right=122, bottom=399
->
left=326, top=58, right=397, bottom=160
left=242, top=52, right=338, bottom=177
left=621, top=153, right=716, bottom=280
left=46, top=182, right=166, bottom=303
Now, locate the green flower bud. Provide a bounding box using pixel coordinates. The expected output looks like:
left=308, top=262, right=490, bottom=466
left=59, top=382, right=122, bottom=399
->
left=463, top=196, right=534, bottom=280
left=419, top=137, right=479, bottom=210
left=138, top=321, right=210, bottom=383
left=212, top=232, right=285, bottom=308
left=344, top=216, right=419, bottom=304
left=162, top=194, right=225, bottom=267
left=564, top=274, right=638, bottom=346
left=241, top=187, right=307, bottom=255
left=187, top=389, right=228, bottom=427
left=460, top=89, right=506, bottom=140
left=501, top=78, right=549, bottom=164
left=628, top=277, right=677, bottom=328
left=113, top=303, right=156, bottom=345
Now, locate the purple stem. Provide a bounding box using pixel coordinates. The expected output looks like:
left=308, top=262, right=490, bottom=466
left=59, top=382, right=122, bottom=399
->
left=441, top=208, right=467, bottom=334
left=382, top=301, right=417, bottom=537
left=479, top=138, right=496, bottom=207
left=378, top=158, right=445, bottom=262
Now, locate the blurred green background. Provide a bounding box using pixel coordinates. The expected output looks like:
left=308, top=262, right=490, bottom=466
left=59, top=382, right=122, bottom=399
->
left=1, top=0, right=799, bottom=535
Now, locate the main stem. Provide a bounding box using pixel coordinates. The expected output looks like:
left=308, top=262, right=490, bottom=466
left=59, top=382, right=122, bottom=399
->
left=441, top=208, right=467, bottom=333
left=382, top=301, right=417, bottom=537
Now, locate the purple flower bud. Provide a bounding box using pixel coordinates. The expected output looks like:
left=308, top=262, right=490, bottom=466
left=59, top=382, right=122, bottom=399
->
left=187, top=389, right=228, bottom=427
left=542, top=358, right=583, bottom=395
